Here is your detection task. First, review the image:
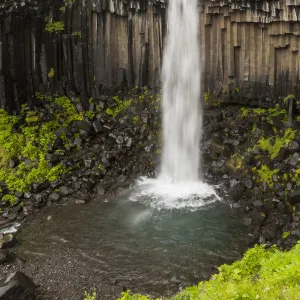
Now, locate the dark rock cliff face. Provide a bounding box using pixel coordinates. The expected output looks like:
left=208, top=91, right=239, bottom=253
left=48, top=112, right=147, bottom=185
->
left=2, top=0, right=300, bottom=111
left=0, top=0, right=166, bottom=111
left=202, top=0, right=300, bottom=106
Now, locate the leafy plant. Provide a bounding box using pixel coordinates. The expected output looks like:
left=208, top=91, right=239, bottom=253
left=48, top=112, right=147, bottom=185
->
left=84, top=290, right=96, bottom=300
left=2, top=194, right=17, bottom=205
left=105, top=96, right=132, bottom=118
left=45, top=21, right=65, bottom=33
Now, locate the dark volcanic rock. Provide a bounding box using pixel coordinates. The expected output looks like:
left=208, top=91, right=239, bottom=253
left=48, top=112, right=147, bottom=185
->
left=262, top=222, right=277, bottom=241
left=0, top=272, right=36, bottom=300
left=288, top=189, right=300, bottom=205
left=49, top=193, right=60, bottom=202
left=0, top=234, right=16, bottom=249
left=228, top=182, right=245, bottom=202
left=0, top=250, right=13, bottom=265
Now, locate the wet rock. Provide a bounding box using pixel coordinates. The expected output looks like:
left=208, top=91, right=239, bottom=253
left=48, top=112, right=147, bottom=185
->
left=85, top=180, right=96, bottom=191
left=24, top=192, right=32, bottom=199
left=253, top=200, right=263, bottom=207
left=117, top=174, right=127, bottom=184
left=75, top=200, right=86, bottom=204
left=243, top=218, right=252, bottom=226
left=116, top=136, right=124, bottom=145
left=95, top=185, right=105, bottom=195
left=126, top=138, right=133, bottom=147
left=277, top=202, right=286, bottom=213
left=262, top=123, right=274, bottom=136
left=262, top=223, right=277, bottom=241
left=290, top=153, right=300, bottom=166
left=291, top=230, right=300, bottom=238
left=0, top=272, right=36, bottom=300
left=0, top=234, right=16, bottom=249
left=84, top=158, right=94, bottom=169
left=80, top=130, right=89, bottom=140
left=101, top=157, right=111, bottom=168
left=288, top=189, right=300, bottom=205
left=228, top=182, right=244, bottom=202
left=287, top=182, right=293, bottom=191
left=244, top=179, right=253, bottom=189
left=60, top=186, right=72, bottom=196
left=289, top=141, right=299, bottom=151
left=73, top=191, right=90, bottom=202
left=49, top=193, right=60, bottom=202
left=72, top=181, right=81, bottom=190
left=232, top=203, right=241, bottom=209
left=73, top=120, right=91, bottom=132
left=46, top=153, right=60, bottom=163
left=74, top=137, right=82, bottom=147
left=0, top=250, right=13, bottom=265
left=92, top=120, right=103, bottom=133
left=32, top=182, right=48, bottom=193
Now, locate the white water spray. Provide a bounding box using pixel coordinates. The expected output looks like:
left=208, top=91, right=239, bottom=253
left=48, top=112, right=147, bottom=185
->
left=161, top=0, right=201, bottom=181
left=131, top=0, right=219, bottom=209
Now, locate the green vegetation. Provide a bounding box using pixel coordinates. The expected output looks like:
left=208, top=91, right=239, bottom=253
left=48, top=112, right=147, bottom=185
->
left=105, top=87, right=161, bottom=119
left=258, top=128, right=296, bottom=159
left=2, top=194, right=17, bottom=206
left=84, top=290, right=96, bottom=300
left=85, top=110, right=95, bottom=120
left=0, top=95, right=83, bottom=200
left=282, top=231, right=291, bottom=239
left=119, top=242, right=300, bottom=300
left=72, top=31, right=82, bottom=38
left=240, top=106, right=287, bottom=123
left=256, top=165, right=279, bottom=188
left=203, top=90, right=219, bottom=108
left=105, top=96, right=132, bottom=118
left=48, top=68, right=55, bottom=78
left=45, top=21, right=65, bottom=33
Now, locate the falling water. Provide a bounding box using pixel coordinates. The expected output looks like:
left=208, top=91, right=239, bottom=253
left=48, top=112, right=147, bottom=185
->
left=131, top=0, right=219, bottom=209
left=161, top=0, right=201, bottom=182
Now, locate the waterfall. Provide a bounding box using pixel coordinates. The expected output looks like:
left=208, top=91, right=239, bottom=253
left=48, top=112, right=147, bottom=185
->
left=131, top=0, right=219, bottom=209
left=161, top=0, right=201, bottom=182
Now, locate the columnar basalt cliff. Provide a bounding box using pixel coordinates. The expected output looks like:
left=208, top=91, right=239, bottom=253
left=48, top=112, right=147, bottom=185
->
left=2, top=0, right=300, bottom=111
left=202, top=0, right=300, bottom=106
left=0, top=0, right=166, bottom=111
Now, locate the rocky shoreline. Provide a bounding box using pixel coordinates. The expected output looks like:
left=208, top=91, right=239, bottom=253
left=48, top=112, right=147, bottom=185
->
left=0, top=93, right=300, bottom=298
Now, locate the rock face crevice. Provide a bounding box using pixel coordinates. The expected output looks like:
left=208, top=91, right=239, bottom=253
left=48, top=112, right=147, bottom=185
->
left=2, top=0, right=300, bottom=110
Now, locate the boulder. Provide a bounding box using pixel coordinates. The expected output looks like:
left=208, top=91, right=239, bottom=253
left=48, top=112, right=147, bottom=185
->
left=262, top=222, right=277, bottom=241
left=228, top=182, right=245, bottom=202
left=0, top=272, right=36, bottom=300
left=0, top=234, right=16, bottom=249
left=288, top=189, right=300, bottom=205
left=0, top=250, right=13, bottom=265
left=48, top=193, right=60, bottom=202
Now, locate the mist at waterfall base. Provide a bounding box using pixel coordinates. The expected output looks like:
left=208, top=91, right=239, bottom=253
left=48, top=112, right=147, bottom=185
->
left=131, top=0, right=218, bottom=210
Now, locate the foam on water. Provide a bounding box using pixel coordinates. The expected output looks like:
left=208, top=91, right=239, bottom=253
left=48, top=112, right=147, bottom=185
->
left=130, top=176, right=220, bottom=210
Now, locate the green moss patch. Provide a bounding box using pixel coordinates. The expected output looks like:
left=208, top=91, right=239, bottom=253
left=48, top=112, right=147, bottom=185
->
left=0, top=95, right=84, bottom=202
